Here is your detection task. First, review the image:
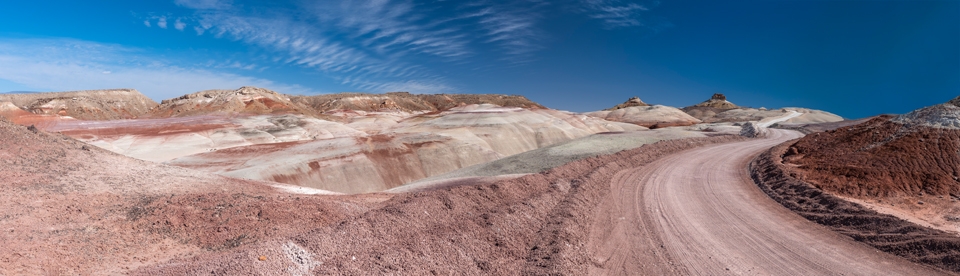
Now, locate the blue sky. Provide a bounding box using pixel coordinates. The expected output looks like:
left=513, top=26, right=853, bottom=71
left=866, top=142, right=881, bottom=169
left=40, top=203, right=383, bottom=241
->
left=0, top=0, right=956, bottom=118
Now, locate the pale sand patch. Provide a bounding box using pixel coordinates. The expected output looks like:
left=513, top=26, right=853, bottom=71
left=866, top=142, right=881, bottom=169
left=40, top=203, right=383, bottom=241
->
left=271, top=184, right=343, bottom=195
left=758, top=110, right=802, bottom=127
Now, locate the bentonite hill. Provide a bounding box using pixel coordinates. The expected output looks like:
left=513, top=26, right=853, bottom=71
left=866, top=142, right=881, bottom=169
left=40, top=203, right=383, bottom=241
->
left=0, top=87, right=956, bottom=275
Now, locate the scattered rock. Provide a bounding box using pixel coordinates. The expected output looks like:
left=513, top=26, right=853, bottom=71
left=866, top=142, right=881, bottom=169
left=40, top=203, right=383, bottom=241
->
left=739, top=122, right=765, bottom=138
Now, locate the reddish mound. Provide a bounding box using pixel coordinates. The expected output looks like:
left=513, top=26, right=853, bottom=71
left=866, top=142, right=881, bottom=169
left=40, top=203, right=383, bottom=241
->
left=785, top=115, right=960, bottom=197
left=0, top=101, right=71, bottom=128
left=753, top=137, right=960, bottom=273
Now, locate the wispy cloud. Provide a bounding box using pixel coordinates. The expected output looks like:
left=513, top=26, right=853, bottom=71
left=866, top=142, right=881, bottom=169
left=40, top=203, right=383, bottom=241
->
left=174, top=0, right=231, bottom=10
left=139, top=0, right=663, bottom=94
left=167, top=0, right=475, bottom=93
left=474, top=5, right=543, bottom=60
left=0, top=39, right=318, bottom=100
left=579, top=0, right=664, bottom=29
left=313, top=1, right=475, bottom=59
left=155, top=0, right=558, bottom=91
left=344, top=78, right=456, bottom=94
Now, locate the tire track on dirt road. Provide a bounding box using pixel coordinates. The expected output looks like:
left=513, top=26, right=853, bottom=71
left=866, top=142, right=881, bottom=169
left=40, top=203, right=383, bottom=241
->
left=588, top=129, right=948, bottom=275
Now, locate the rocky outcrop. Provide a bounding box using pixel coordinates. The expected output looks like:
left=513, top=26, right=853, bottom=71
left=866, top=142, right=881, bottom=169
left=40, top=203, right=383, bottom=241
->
left=152, top=86, right=314, bottom=117
left=739, top=122, right=765, bottom=137
left=584, top=105, right=700, bottom=128
left=0, top=89, right=157, bottom=120
left=604, top=96, right=649, bottom=110
left=891, top=99, right=960, bottom=129
left=682, top=93, right=740, bottom=120
left=692, top=93, right=738, bottom=109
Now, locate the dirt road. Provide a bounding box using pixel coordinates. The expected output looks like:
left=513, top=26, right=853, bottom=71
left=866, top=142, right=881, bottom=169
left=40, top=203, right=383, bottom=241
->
left=588, top=129, right=948, bottom=275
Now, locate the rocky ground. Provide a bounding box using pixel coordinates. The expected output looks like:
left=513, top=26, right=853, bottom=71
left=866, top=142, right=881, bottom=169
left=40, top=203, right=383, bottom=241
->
left=752, top=137, right=960, bottom=273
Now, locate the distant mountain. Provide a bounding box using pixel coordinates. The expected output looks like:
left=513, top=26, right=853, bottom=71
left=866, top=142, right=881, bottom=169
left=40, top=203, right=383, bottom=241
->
left=2, top=91, right=41, bottom=94
left=0, top=89, right=157, bottom=120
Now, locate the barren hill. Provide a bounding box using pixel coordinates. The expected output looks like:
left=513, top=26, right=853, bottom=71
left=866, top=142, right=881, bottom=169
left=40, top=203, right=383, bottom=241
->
left=0, top=89, right=157, bottom=120
left=584, top=105, right=700, bottom=128
left=782, top=97, right=960, bottom=234
left=784, top=98, right=960, bottom=198
left=289, top=92, right=544, bottom=113
left=677, top=93, right=842, bottom=124
left=167, top=104, right=641, bottom=194
left=682, top=93, right=740, bottom=120
left=152, top=86, right=314, bottom=117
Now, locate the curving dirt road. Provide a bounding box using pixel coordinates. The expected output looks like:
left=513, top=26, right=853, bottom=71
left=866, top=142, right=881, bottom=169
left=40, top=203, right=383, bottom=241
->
left=587, top=129, right=948, bottom=275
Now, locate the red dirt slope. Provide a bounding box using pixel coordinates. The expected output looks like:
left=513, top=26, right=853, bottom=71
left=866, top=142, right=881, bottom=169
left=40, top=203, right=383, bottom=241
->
left=753, top=137, right=960, bottom=273
left=0, top=117, right=360, bottom=275
left=785, top=115, right=960, bottom=197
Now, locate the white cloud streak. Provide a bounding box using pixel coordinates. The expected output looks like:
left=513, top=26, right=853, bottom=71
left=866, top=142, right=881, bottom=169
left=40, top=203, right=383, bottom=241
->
left=580, top=0, right=659, bottom=29
left=0, top=39, right=318, bottom=100
left=175, top=1, right=469, bottom=93
left=174, top=0, right=231, bottom=10
left=140, top=0, right=662, bottom=94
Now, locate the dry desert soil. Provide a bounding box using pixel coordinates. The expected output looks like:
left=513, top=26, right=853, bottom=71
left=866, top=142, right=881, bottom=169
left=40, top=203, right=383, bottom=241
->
left=1, top=88, right=956, bottom=275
